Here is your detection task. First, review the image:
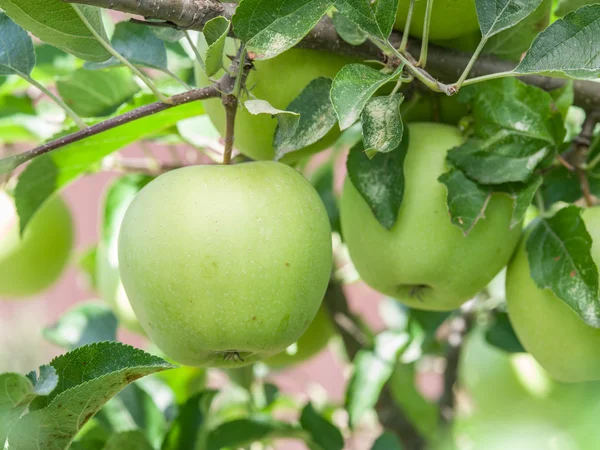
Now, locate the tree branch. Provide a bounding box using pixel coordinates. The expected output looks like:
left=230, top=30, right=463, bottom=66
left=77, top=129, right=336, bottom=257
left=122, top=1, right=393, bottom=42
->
left=0, top=86, right=220, bottom=173
left=62, top=0, right=600, bottom=112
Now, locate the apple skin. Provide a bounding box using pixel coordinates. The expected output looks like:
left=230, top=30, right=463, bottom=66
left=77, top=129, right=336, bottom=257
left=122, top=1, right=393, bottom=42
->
left=118, top=161, right=332, bottom=368
left=339, top=123, right=521, bottom=311
left=506, top=207, right=600, bottom=383
left=401, top=94, right=469, bottom=126
left=265, top=305, right=335, bottom=368
left=0, top=192, right=73, bottom=298
left=394, top=0, right=480, bottom=41
left=197, top=47, right=353, bottom=162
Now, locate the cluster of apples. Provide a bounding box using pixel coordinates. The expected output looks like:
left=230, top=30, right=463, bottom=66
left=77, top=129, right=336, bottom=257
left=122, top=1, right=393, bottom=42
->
left=3, top=0, right=596, bottom=382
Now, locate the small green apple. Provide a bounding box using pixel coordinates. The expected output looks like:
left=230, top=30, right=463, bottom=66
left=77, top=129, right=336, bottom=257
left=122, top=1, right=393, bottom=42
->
left=340, top=123, right=521, bottom=311
left=118, top=161, right=333, bottom=367
left=197, top=45, right=353, bottom=162
left=394, top=0, right=480, bottom=41
left=265, top=305, right=335, bottom=368
left=0, top=191, right=73, bottom=298
left=506, top=207, right=600, bottom=383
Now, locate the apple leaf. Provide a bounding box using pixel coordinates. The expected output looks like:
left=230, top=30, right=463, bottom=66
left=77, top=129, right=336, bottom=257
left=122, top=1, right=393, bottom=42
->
left=439, top=169, right=492, bottom=236
left=56, top=67, right=140, bottom=118
left=232, top=0, right=332, bottom=60
left=372, top=432, right=403, bottom=450
left=206, top=417, right=304, bottom=450
left=485, top=312, right=526, bottom=353
left=162, top=391, right=217, bottom=450
left=331, top=64, right=400, bottom=130
left=331, top=11, right=368, bottom=45
left=300, top=402, right=344, bottom=450
left=346, top=331, right=409, bottom=428
left=204, top=16, right=230, bottom=77
left=476, top=0, right=544, bottom=38
left=245, top=99, right=300, bottom=149
left=526, top=205, right=600, bottom=328
left=0, top=13, right=35, bottom=77
left=6, top=343, right=174, bottom=449
left=346, top=133, right=409, bottom=230
left=333, top=0, right=398, bottom=39
left=0, top=369, right=57, bottom=446
left=103, top=431, right=154, bottom=450
left=273, top=77, right=337, bottom=160
left=0, top=0, right=110, bottom=62
left=361, top=94, right=404, bottom=156
left=515, top=4, right=600, bottom=79
left=450, top=78, right=563, bottom=185
left=42, top=302, right=118, bottom=350
left=499, top=175, right=543, bottom=229
left=13, top=93, right=202, bottom=234
left=85, top=21, right=168, bottom=71
left=555, top=0, right=598, bottom=17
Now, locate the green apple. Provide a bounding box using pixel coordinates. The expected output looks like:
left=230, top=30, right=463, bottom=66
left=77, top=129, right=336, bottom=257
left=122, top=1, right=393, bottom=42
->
left=265, top=305, right=335, bottom=368
left=401, top=94, right=469, bottom=125
left=118, top=161, right=332, bottom=368
left=339, top=123, right=521, bottom=311
left=197, top=46, right=353, bottom=162
left=394, top=0, right=480, bottom=41
left=0, top=191, right=73, bottom=298
left=506, top=207, right=600, bottom=383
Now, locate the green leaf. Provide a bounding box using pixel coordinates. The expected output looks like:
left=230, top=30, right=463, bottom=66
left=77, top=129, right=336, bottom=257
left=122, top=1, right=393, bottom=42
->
left=452, top=78, right=563, bottom=185
left=206, top=417, right=303, bottom=450
left=245, top=99, right=300, bottom=145
left=43, top=302, right=117, bottom=350
left=331, top=64, right=399, bottom=130
left=550, top=81, right=574, bottom=120
left=555, top=0, right=598, bottom=16
left=7, top=342, right=174, bottom=449
left=13, top=93, right=202, bottom=233
left=77, top=245, right=99, bottom=291
left=86, top=21, right=168, bottom=71
left=334, top=0, right=398, bottom=39
left=0, top=1, right=110, bottom=62
left=273, top=77, right=337, bottom=160
left=500, top=175, right=543, bottom=229
left=103, top=430, right=154, bottom=450
left=57, top=68, right=140, bottom=118
left=372, top=432, right=403, bottom=450
left=346, top=331, right=409, bottom=427
left=331, top=11, right=368, bottom=45
left=0, top=13, right=35, bottom=77
left=0, top=370, right=57, bottom=445
left=476, top=0, right=544, bottom=38
left=300, top=402, right=344, bottom=450
left=204, top=16, right=230, bottom=77
left=347, top=133, right=409, bottom=230
left=439, top=168, right=493, bottom=235
left=311, top=160, right=341, bottom=234
left=516, top=4, right=600, bottom=79
left=361, top=94, right=404, bottom=156
left=161, top=391, right=217, bottom=450
left=232, top=0, right=332, bottom=60
left=485, top=312, right=525, bottom=353
left=151, top=27, right=185, bottom=43
left=526, top=205, right=600, bottom=327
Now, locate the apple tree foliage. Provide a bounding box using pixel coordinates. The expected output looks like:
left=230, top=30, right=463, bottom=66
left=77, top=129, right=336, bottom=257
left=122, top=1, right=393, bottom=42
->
left=0, top=0, right=600, bottom=448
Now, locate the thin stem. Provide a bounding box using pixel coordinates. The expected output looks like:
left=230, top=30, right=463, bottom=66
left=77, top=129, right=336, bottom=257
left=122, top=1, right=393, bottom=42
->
left=70, top=5, right=171, bottom=103
left=0, top=86, right=220, bottom=173
left=460, top=70, right=516, bottom=87
left=23, top=75, right=87, bottom=129
left=454, top=37, right=489, bottom=89
left=535, top=190, right=546, bottom=215
left=586, top=148, right=600, bottom=171
left=222, top=96, right=237, bottom=165
left=165, top=69, right=192, bottom=90
left=184, top=30, right=205, bottom=71
left=399, top=0, right=415, bottom=52
left=418, top=0, right=434, bottom=67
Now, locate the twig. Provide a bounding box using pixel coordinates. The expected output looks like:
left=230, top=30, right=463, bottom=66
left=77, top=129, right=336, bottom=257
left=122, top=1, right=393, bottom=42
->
left=0, top=86, right=220, bottom=173
left=222, top=95, right=237, bottom=165
left=108, top=156, right=182, bottom=174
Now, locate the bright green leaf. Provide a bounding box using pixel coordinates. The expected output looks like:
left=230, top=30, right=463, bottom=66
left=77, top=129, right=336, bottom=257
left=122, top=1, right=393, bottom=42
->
left=0, top=13, right=35, bottom=77
left=204, top=16, right=230, bottom=77
left=476, top=0, right=544, bottom=38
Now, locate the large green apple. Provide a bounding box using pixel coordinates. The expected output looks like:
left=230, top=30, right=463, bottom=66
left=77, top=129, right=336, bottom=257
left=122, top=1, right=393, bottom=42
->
left=118, top=161, right=332, bottom=368
left=265, top=305, right=335, bottom=368
left=394, top=0, right=480, bottom=41
left=506, top=207, right=600, bottom=383
left=339, top=123, right=521, bottom=311
left=197, top=46, right=353, bottom=162
left=0, top=191, right=73, bottom=298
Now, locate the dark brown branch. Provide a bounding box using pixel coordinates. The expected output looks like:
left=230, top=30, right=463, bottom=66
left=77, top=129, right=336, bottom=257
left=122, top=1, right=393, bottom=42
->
left=323, top=280, right=425, bottom=450
left=0, top=86, right=220, bottom=173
